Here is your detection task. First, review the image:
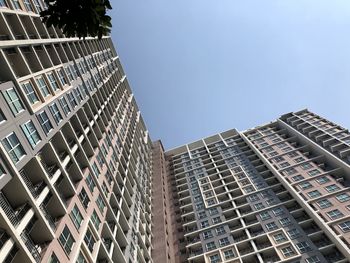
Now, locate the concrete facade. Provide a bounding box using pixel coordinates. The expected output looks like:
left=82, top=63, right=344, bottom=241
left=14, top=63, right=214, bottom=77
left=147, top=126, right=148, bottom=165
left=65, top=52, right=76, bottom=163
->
left=0, top=2, right=350, bottom=263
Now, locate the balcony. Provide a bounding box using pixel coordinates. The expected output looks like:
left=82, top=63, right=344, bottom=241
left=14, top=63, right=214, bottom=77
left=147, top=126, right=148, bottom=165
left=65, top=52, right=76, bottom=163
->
left=0, top=192, right=30, bottom=227
left=20, top=232, right=41, bottom=263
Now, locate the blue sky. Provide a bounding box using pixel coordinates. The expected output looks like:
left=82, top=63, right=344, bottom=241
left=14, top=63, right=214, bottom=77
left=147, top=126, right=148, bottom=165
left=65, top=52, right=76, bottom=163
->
left=110, top=0, right=350, bottom=149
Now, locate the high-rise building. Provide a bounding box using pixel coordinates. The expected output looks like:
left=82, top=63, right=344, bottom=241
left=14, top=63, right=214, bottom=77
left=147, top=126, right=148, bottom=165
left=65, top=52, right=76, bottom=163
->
left=157, top=109, right=350, bottom=263
left=0, top=2, right=350, bottom=263
left=0, top=1, right=152, bottom=263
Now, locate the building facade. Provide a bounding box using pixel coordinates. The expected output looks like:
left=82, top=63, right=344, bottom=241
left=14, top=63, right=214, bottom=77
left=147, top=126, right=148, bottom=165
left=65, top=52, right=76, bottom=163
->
left=161, top=110, right=350, bottom=263
left=0, top=2, right=350, bottom=263
left=0, top=1, right=152, bottom=263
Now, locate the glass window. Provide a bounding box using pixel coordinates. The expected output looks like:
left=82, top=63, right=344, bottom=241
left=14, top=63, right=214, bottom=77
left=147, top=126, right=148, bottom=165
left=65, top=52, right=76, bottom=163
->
left=37, top=111, right=53, bottom=135
left=76, top=252, right=88, bottom=263
left=48, top=253, right=60, bottom=263
left=307, top=190, right=321, bottom=198
left=49, top=103, right=63, bottom=124
left=316, top=176, right=330, bottom=184
left=265, top=222, right=278, bottom=231
left=325, top=184, right=340, bottom=193
left=206, top=241, right=216, bottom=251
left=336, top=193, right=350, bottom=202
left=2, top=132, right=26, bottom=163
left=279, top=217, right=292, bottom=226
left=317, top=199, right=332, bottom=209
left=287, top=228, right=300, bottom=239
left=202, top=230, right=213, bottom=239
left=339, top=221, right=350, bottom=232
left=3, top=88, right=25, bottom=115
left=59, top=226, right=75, bottom=254
left=0, top=109, right=5, bottom=123
left=209, top=254, right=221, bottom=263
left=12, top=0, right=21, bottom=9
left=58, top=69, right=68, bottom=85
left=223, top=249, right=235, bottom=260
left=36, top=77, right=51, bottom=97
left=296, top=241, right=311, bottom=253
left=59, top=96, right=70, bottom=116
left=91, top=210, right=101, bottom=230
left=281, top=246, right=296, bottom=257
left=47, top=73, right=60, bottom=91
left=84, top=229, right=95, bottom=252
left=78, top=188, right=90, bottom=209
left=22, top=82, right=40, bottom=105
left=21, top=120, right=41, bottom=148
left=327, top=209, right=344, bottom=220
left=70, top=205, right=83, bottom=229
left=273, top=233, right=287, bottom=243
left=86, top=174, right=96, bottom=193
left=219, top=237, right=229, bottom=247
left=96, top=194, right=105, bottom=213
left=306, top=256, right=321, bottom=263
left=200, top=220, right=209, bottom=228
left=67, top=92, right=77, bottom=108
left=259, top=211, right=271, bottom=221
left=23, top=0, right=33, bottom=11
left=216, top=226, right=226, bottom=235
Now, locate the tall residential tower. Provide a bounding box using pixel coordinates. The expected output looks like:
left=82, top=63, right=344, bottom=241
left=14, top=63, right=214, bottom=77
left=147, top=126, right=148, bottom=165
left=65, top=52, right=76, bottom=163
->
left=0, top=1, right=349, bottom=263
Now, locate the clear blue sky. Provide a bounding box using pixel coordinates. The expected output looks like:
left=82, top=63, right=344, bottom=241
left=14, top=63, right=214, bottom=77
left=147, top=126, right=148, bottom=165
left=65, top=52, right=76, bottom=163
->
left=110, top=0, right=350, bottom=149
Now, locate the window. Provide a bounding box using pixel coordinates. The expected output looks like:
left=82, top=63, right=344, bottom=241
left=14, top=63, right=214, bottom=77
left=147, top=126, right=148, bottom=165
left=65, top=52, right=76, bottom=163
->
left=206, top=241, right=216, bottom=251
left=306, top=256, right=321, bottom=263
left=59, top=226, right=75, bottom=254
left=76, top=252, right=88, bottom=263
left=207, top=199, right=215, bottom=206
left=336, top=193, right=350, bottom=202
left=223, top=249, right=235, bottom=259
left=325, top=184, right=340, bottom=193
left=78, top=188, right=90, bottom=209
left=67, top=92, right=78, bottom=108
left=0, top=110, right=5, bottom=123
left=259, top=211, right=271, bottom=220
left=273, top=233, right=287, bottom=243
left=47, top=73, right=60, bottom=91
left=58, top=69, right=68, bottom=85
left=339, top=221, right=350, bottom=232
left=48, top=253, right=59, bottom=263
left=96, top=194, right=105, bottom=213
left=316, top=176, right=330, bottom=184
left=300, top=163, right=313, bottom=170
left=327, top=209, right=343, bottom=220
left=308, top=169, right=321, bottom=176
left=279, top=162, right=290, bottom=168
left=248, top=194, right=259, bottom=202
left=37, top=111, right=53, bottom=135
left=2, top=132, right=26, bottom=163
left=265, top=222, right=278, bottom=231
left=36, top=77, right=51, bottom=97
left=212, top=217, right=221, bottom=224
left=279, top=217, right=292, bottom=226
left=317, top=199, right=332, bottom=209
left=3, top=88, right=25, bottom=115
left=296, top=241, right=311, bottom=253
left=254, top=203, right=265, bottom=210
left=216, top=226, right=226, bottom=235
left=91, top=210, right=101, bottom=230
left=200, top=220, right=209, bottom=228
left=299, top=182, right=312, bottom=190
left=22, top=82, right=40, bottom=104
left=219, top=237, right=230, bottom=247
left=294, top=157, right=305, bottom=163
left=49, top=103, right=63, bottom=124
left=272, top=207, right=284, bottom=216
left=203, top=230, right=213, bottom=239
left=292, top=175, right=304, bottom=181
left=198, top=211, right=206, bottom=219
left=307, top=190, right=321, bottom=198
left=281, top=246, right=296, bottom=257
left=86, top=174, right=96, bottom=193
left=209, top=254, right=221, bottom=263
left=287, top=228, right=300, bottom=239
left=21, top=121, right=41, bottom=148
left=59, top=97, right=70, bottom=116
left=70, top=205, right=83, bottom=229
left=84, top=229, right=96, bottom=252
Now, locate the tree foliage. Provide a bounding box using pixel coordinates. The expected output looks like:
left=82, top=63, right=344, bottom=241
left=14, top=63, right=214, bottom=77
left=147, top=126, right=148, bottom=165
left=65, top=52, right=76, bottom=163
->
left=41, top=0, right=112, bottom=39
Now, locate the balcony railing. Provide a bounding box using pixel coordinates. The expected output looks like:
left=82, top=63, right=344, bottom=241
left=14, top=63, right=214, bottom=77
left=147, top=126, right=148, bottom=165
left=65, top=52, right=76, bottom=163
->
left=0, top=192, right=20, bottom=226
left=39, top=204, right=56, bottom=230
left=20, top=232, right=41, bottom=263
